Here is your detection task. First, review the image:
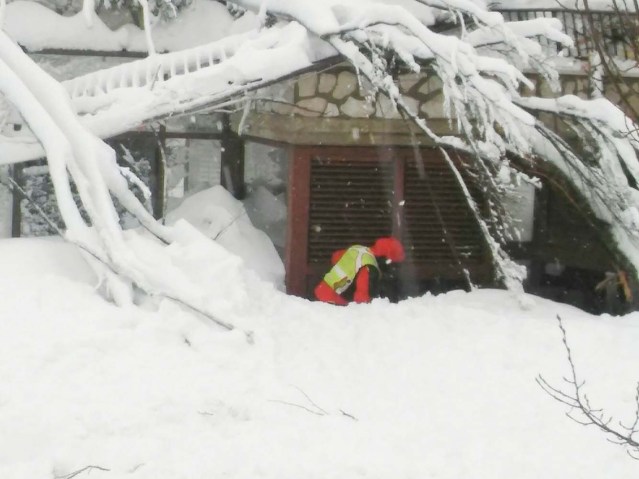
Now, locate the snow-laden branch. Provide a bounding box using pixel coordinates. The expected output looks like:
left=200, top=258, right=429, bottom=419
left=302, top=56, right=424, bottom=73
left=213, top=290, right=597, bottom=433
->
left=0, top=28, right=252, bottom=332
left=0, top=22, right=321, bottom=164
left=515, top=95, right=639, bottom=277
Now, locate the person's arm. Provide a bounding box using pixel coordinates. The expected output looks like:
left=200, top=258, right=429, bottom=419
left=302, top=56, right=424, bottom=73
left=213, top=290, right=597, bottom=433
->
left=314, top=280, right=348, bottom=306
left=353, top=267, right=371, bottom=303
left=314, top=248, right=349, bottom=306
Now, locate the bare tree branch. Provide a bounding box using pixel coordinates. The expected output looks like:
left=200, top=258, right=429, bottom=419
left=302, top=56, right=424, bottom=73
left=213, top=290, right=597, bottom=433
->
left=55, top=465, right=110, bottom=479
left=538, top=315, right=639, bottom=455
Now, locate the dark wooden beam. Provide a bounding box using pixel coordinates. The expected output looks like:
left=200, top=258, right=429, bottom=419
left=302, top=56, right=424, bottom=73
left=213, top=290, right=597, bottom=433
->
left=220, top=114, right=245, bottom=199
left=152, top=124, right=166, bottom=219
left=286, top=146, right=311, bottom=297
left=10, top=164, right=22, bottom=238
left=26, top=48, right=148, bottom=58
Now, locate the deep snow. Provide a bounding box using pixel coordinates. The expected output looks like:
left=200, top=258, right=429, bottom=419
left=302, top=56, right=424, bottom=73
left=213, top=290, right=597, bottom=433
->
left=1, top=204, right=639, bottom=478
left=1, top=1, right=639, bottom=477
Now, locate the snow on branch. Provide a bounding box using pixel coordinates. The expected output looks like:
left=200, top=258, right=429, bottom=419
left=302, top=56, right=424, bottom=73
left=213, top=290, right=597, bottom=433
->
left=515, top=95, right=639, bottom=278
left=0, top=29, right=250, bottom=333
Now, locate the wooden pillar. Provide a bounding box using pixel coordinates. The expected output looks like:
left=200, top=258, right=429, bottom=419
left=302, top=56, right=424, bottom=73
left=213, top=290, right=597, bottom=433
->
left=527, top=179, right=550, bottom=290
left=152, top=126, right=166, bottom=220
left=220, top=114, right=246, bottom=199
left=285, top=146, right=311, bottom=297
left=10, top=164, right=22, bottom=238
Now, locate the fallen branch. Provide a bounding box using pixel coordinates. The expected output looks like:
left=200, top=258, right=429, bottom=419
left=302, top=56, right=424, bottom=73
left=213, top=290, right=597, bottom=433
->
left=55, top=465, right=110, bottom=479
left=3, top=175, right=243, bottom=336
left=269, top=386, right=357, bottom=420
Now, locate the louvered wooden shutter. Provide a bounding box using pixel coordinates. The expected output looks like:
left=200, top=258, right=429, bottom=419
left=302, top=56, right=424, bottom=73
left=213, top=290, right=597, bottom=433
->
left=287, top=146, right=490, bottom=298
left=403, top=151, right=485, bottom=271
left=308, top=155, right=394, bottom=264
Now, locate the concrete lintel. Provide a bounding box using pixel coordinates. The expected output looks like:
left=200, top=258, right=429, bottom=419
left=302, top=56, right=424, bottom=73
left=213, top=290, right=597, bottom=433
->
left=232, top=112, right=458, bottom=146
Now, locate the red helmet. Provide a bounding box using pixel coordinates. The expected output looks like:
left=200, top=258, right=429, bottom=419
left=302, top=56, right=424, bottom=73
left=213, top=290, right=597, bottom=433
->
left=371, top=237, right=405, bottom=263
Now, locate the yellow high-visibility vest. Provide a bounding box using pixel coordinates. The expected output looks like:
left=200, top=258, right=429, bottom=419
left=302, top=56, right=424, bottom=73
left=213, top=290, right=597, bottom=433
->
left=323, top=245, right=380, bottom=294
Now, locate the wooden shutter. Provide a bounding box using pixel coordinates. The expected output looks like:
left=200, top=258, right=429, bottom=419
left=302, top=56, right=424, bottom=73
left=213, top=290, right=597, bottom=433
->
left=308, top=154, right=394, bottom=264
left=402, top=151, right=486, bottom=274
left=286, top=146, right=490, bottom=298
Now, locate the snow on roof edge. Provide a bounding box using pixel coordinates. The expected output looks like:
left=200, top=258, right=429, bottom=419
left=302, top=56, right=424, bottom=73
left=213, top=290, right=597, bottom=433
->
left=4, top=0, right=259, bottom=53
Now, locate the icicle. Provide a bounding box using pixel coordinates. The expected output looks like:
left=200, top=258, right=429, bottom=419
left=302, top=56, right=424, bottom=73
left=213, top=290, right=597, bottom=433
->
left=156, top=63, right=165, bottom=85
left=119, top=68, right=127, bottom=89
left=106, top=69, right=116, bottom=92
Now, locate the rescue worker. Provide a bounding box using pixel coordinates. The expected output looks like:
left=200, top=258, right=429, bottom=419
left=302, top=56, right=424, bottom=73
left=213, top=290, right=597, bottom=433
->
left=314, top=236, right=405, bottom=305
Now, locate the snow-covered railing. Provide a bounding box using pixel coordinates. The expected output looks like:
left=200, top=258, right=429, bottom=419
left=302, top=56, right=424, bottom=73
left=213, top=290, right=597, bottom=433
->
left=58, top=8, right=639, bottom=101
left=496, top=8, right=639, bottom=60
left=63, top=29, right=260, bottom=98
left=1, top=22, right=329, bottom=164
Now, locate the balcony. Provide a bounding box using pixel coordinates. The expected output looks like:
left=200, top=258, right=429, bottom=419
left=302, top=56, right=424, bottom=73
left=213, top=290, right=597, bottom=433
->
left=496, top=8, right=639, bottom=60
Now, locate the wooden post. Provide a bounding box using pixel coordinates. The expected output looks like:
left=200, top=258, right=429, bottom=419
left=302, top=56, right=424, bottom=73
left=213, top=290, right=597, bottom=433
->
left=10, top=164, right=22, bottom=238
left=527, top=179, right=550, bottom=290
left=220, top=114, right=246, bottom=199
left=152, top=125, right=167, bottom=220
left=285, top=146, right=311, bottom=297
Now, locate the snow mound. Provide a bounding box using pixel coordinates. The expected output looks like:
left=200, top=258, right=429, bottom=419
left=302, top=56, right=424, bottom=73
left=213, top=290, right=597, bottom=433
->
left=165, top=185, right=285, bottom=288
left=1, top=237, right=639, bottom=479
left=0, top=214, right=639, bottom=479
left=243, top=185, right=287, bottom=250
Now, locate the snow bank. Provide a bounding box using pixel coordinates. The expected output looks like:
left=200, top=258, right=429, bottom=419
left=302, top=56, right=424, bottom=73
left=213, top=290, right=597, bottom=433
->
left=0, top=232, right=638, bottom=478
left=0, top=236, right=96, bottom=281
left=243, top=185, right=287, bottom=250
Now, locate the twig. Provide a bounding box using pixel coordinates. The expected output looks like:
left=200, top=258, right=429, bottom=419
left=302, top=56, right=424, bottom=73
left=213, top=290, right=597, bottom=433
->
left=269, top=386, right=357, bottom=420
left=268, top=399, right=327, bottom=416
left=55, top=465, right=110, bottom=479
left=3, top=175, right=65, bottom=234
left=340, top=409, right=358, bottom=421
left=213, top=209, right=247, bottom=240
left=538, top=314, right=639, bottom=455
left=293, top=385, right=329, bottom=416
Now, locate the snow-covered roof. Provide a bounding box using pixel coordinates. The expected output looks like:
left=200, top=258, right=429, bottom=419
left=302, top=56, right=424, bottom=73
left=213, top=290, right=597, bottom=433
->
left=4, top=0, right=260, bottom=52
left=4, top=0, right=442, bottom=54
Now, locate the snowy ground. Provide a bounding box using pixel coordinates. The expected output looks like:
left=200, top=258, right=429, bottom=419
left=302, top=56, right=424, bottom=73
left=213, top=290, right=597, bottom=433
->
left=1, top=196, right=639, bottom=479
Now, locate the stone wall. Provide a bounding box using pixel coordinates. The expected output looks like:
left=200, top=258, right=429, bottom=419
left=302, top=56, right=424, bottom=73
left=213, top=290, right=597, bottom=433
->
left=242, top=64, right=639, bottom=145
left=263, top=64, right=639, bottom=117
left=262, top=66, right=447, bottom=120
